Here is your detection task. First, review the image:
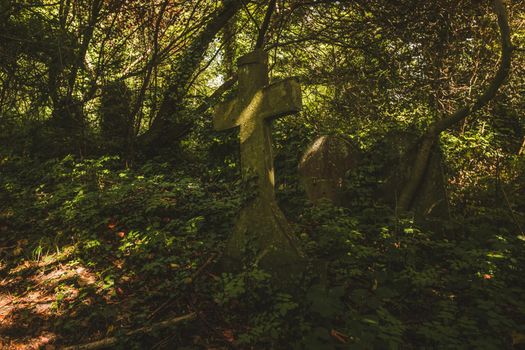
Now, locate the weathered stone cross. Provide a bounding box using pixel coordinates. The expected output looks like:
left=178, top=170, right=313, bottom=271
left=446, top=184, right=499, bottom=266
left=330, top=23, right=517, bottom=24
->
left=213, top=49, right=303, bottom=275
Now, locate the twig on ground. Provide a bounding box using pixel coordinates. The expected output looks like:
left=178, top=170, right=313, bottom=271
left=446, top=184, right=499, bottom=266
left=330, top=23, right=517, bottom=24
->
left=148, top=253, right=218, bottom=320
left=61, top=312, right=197, bottom=350
left=190, top=253, right=217, bottom=282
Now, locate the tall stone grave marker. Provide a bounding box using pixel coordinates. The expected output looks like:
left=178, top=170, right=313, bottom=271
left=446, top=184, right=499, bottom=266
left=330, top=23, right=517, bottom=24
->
left=213, top=49, right=303, bottom=275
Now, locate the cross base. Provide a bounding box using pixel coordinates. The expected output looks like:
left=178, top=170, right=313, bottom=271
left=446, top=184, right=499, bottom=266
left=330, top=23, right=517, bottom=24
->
left=222, top=198, right=304, bottom=280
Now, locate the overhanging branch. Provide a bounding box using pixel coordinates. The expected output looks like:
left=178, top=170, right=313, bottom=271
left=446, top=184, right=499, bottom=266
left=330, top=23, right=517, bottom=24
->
left=433, top=0, right=513, bottom=133
left=398, top=0, right=513, bottom=212
left=256, top=0, right=277, bottom=49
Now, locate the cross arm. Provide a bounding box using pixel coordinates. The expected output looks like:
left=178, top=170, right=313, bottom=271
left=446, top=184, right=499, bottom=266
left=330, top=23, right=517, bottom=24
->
left=213, top=94, right=241, bottom=131
left=213, top=78, right=302, bottom=131
left=258, top=78, right=302, bottom=121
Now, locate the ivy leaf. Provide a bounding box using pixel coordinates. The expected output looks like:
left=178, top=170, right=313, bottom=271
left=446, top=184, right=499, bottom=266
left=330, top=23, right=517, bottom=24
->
left=307, top=284, right=345, bottom=318
left=302, top=327, right=333, bottom=350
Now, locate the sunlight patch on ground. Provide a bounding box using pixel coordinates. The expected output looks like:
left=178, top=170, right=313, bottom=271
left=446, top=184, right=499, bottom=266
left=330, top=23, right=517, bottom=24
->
left=8, top=245, right=76, bottom=275
left=0, top=332, right=56, bottom=350
left=0, top=248, right=99, bottom=349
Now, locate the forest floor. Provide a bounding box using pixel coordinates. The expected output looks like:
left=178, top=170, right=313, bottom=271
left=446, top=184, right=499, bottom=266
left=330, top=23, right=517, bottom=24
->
left=1, top=156, right=524, bottom=349
left=0, top=236, right=229, bottom=350
left=1, top=245, right=90, bottom=349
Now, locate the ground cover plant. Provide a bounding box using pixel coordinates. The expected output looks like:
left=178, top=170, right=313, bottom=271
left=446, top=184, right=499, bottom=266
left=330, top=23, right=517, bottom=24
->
left=1, top=0, right=525, bottom=349
left=1, top=150, right=524, bottom=349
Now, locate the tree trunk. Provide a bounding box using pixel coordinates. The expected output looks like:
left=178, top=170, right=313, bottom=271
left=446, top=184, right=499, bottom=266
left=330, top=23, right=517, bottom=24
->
left=142, top=0, right=242, bottom=151
left=398, top=0, right=513, bottom=212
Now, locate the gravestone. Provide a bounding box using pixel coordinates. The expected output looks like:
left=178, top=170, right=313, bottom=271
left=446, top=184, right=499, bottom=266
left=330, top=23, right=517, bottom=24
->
left=299, top=131, right=448, bottom=229
left=213, top=50, right=303, bottom=276
left=374, top=130, right=449, bottom=224
left=298, top=135, right=360, bottom=205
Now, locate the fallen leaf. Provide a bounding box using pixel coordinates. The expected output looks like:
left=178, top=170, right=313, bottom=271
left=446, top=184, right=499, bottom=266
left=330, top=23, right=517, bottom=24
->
left=330, top=329, right=349, bottom=343
left=223, top=329, right=235, bottom=342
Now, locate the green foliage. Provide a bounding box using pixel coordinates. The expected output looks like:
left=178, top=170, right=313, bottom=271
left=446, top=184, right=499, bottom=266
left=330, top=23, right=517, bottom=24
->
left=295, top=202, right=525, bottom=349
left=0, top=154, right=242, bottom=346
left=214, top=267, right=302, bottom=347
left=1, top=2, right=524, bottom=347
left=197, top=193, right=523, bottom=349
left=1, top=149, right=524, bottom=348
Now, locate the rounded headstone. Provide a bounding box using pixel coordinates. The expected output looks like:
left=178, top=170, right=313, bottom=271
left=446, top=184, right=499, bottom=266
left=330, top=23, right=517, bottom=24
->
left=298, top=135, right=360, bottom=205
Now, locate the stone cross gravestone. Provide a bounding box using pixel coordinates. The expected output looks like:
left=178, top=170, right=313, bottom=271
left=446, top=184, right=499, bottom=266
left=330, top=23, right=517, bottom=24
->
left=213, top=49, right=303, bottom=276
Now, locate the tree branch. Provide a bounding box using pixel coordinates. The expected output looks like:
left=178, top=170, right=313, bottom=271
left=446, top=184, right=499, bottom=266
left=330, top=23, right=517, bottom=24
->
left=195, top=74, right=238, bottom=115
left=61, top=312, right=197, bottom=350
left=144, top=0, right=242, bottom=147
left=256, top=0, right=277, bottom=49
left=433, top=0, right=513, bottom=132
left=398, top=0, right=513, bottom=212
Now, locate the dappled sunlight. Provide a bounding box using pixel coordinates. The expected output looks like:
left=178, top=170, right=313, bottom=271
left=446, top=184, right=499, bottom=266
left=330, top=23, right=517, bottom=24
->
left=0, top=0, right=524, bottom=346
left=0, top=215, right=204, bottom=347
left=0, top=249, right=108, bottom=347
left=0, top=150, right=523, bottom=348
left=0, top=331, right=56, bottom=350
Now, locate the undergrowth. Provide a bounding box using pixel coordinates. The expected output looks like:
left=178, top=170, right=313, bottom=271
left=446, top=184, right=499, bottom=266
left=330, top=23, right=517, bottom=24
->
left=1, top=154, right=524, bottom=349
